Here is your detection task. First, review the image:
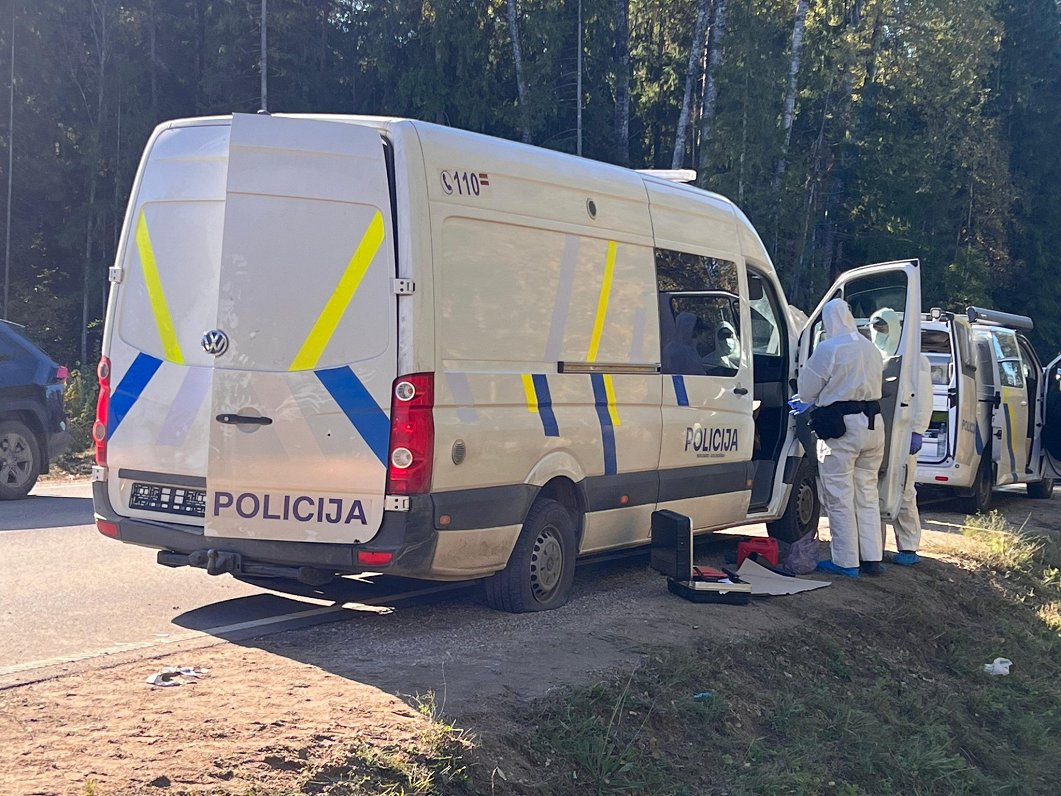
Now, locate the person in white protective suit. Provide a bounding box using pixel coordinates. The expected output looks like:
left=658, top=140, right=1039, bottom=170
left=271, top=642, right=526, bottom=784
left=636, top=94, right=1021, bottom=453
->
left=887, top=353, right=933, bottom=565
left=703, top=321, right=741, bottom=373
left=794, top=299, right=886, bottom=578
left=870, top=307, right=902, bottom=357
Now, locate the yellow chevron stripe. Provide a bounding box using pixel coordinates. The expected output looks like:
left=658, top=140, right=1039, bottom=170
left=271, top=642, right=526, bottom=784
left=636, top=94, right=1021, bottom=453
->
left=521, top=374, right=538, bottom=413
left=586, top=241, right=617, bottom=363
left=135, top=211, right=184, bottom=364
left=290, top=211, right=385, bottom=371
left=603, top=374, right=620, bottom=427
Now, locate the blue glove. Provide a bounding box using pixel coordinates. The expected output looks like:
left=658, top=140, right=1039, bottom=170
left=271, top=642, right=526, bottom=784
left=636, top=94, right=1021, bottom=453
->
left=788, top=400, right=815, bottom=416
left=910, top=432, right=923, bottom=454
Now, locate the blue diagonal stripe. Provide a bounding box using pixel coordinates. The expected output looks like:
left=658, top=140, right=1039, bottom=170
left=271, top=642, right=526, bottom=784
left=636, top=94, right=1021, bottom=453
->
left=316, top=367, right=390, bottom=465
left=108, top=353, right=163, bottom=438
left=672, top=375, right=690, bottom=407
left=590, top=373, right=617, bottom=475
left=532, top=374, right=560, bottom=437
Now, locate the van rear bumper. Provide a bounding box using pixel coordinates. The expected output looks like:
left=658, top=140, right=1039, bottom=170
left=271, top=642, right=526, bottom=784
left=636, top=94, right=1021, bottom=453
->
left=92, top=481, right=440, bottom=579
left=92, top=481, right=531, bottom=581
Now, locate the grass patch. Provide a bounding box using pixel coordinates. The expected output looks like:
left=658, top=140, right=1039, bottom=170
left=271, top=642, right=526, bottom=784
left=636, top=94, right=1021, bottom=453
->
left=499, top=521, right=1061, bottom=795
left=298, top=692, right=474, bottom=796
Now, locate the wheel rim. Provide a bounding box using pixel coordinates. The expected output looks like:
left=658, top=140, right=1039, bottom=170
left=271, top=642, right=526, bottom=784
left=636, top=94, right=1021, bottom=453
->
left=795, top=481, right=816, bottom=527
left=0, top=432, right=34, bottom=489
left=530, top=525, right=565, bottom=602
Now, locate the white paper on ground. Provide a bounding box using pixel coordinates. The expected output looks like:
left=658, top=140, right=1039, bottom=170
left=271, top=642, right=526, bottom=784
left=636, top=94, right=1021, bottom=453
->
left=735, top=558, right=831, bottom=596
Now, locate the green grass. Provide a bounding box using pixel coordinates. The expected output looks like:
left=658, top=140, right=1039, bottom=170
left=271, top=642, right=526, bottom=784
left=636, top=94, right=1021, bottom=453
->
left=501, top=518, right=1061, bottom=795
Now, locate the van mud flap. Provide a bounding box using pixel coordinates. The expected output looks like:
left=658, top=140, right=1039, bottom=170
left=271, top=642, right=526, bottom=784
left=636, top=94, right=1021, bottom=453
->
left=157, top=548, right=335, bottom=586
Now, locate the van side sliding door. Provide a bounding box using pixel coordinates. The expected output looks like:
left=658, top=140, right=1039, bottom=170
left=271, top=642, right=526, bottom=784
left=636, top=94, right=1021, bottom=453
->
left=1040, top=355, right=1061, bottom=478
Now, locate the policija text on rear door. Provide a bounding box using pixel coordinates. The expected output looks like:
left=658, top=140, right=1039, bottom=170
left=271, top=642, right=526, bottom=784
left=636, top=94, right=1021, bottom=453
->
left=798, top=261, right=922, bottom=519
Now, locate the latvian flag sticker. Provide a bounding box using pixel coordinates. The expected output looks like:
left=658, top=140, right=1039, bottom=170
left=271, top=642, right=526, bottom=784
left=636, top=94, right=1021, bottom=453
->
left=478, top=173, right=490, bottom=186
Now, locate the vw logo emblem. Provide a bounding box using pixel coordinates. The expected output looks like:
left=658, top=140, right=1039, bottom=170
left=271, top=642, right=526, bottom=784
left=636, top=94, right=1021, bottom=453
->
left=201, top=329, right=229, bottom=356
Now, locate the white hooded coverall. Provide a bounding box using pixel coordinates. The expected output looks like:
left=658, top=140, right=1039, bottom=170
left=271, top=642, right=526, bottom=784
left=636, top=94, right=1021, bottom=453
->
left=891, top=354, right=933, bottom=551
left=797, top=300, right=886, bottom=568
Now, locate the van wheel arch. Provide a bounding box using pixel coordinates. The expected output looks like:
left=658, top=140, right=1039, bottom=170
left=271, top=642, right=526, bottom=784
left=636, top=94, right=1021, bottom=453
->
left=532, top=476, right=586, bottom=550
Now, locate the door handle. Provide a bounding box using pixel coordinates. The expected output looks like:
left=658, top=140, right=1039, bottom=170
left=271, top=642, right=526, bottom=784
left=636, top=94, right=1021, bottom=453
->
left=733, top=387, right=749, bottom=396
left=216, top=413, right=273, bottom=426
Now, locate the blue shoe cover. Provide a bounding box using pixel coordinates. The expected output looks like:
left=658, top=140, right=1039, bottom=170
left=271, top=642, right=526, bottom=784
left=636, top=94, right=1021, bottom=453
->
left=816, top=560, right=859, bottom=578
left=893, top=551, right=920, bottom=566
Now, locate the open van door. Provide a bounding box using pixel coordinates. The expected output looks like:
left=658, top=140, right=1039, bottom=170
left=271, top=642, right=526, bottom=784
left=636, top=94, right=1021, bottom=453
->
left=797, top=260, right=921, bottom=520
left=1041, top=354, right=1061, bottom=478
left=205, top=114, right=398, bottom=544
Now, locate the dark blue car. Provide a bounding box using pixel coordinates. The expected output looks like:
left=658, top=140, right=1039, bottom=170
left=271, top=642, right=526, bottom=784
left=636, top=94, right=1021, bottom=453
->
left=0, top=320, right=71, bottom=499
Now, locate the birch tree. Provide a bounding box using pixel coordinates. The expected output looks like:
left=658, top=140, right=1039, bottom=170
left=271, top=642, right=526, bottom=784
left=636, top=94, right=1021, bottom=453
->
left=613, top=0, right=630, bottom=164
left=671, top=0, right=711, bottom=169
left=506, top=0, right=531, bottom=143
left=772, top=0, right=809, bottom=194
left=696, top=0, right=726, bottom=182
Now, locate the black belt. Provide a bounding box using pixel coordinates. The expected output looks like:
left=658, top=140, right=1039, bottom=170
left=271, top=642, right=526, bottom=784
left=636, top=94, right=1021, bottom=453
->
left=822, top=400, right=882, bottom=429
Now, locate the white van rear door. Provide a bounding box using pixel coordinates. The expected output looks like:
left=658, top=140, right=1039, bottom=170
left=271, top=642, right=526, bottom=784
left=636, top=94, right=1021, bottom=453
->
left=1041, top=354, right=1061, bottom=478
left=206, top=114, right=397, bottom=544
left=797, top=260, right=921, bottom=520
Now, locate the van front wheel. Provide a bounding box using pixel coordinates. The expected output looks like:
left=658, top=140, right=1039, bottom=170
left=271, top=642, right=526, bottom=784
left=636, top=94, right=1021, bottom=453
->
left=484, top=498, right=577, bottom=613
left=767, top=458, right=820, bottom=544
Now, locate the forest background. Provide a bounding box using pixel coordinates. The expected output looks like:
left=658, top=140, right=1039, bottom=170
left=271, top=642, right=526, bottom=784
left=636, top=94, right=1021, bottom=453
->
left=1, top=0, right=1059, bottom=373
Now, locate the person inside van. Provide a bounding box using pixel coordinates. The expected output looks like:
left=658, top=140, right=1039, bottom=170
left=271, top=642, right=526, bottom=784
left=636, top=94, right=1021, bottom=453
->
left=870, top=307, right=901, bottom=357
left=663, top=311, right=706, bottom=375
left=795, top=299, right=886, bottom=578
left=703, top=321, right=741, bottom=374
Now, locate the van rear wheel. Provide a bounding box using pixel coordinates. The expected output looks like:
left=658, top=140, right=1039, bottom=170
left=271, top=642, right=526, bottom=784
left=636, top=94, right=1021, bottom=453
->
left=960, top=455, right=993, bottom=514
left=0, top=421, right=41, bottom=501
left=484, top=498, right=577, bottom=613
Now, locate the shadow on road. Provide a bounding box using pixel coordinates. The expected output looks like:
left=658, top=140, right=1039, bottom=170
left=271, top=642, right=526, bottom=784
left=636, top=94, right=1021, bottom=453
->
left=0, top=495, right=93, bottom=532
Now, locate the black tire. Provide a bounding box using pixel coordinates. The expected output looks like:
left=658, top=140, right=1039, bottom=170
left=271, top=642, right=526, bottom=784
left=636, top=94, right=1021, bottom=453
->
left=0, top=420, right=41, bottom=500
left=1027, top=477, right=1055, bottom=499
left=960, top=455, right=994, bottom=514
left=484, top=498, right=577, bottom=613
left=767, top=457, right=821, bottom=544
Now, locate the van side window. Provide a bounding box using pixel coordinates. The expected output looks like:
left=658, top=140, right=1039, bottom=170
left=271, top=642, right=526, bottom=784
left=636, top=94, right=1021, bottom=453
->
left=999, top=360, right=1024, bottom=388
left=746, top=272, right=783, bottom=356
left=655, top=249, right=738, bottom=293
left=660, top=294, right=742, bottom=377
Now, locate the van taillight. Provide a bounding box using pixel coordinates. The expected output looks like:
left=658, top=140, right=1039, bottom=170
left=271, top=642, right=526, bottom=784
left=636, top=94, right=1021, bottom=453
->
left=93, top=356, right=111, bottom=466
left=385, top=373, right=434, bottom=495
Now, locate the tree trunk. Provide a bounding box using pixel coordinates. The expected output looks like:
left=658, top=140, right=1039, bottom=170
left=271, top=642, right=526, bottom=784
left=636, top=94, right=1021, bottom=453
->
left=613, top=0, right=630, bottom=165
left=696, top=0, right=727, bottom=185
left=82, top=0, right=109, bottom=365
left=772, top=0, right=809, bottom=195
left=506, top=0, right=531, bottom=143
left=149, top=0, right=158, bottom=122
left=672, top=0, right=711, bottom=169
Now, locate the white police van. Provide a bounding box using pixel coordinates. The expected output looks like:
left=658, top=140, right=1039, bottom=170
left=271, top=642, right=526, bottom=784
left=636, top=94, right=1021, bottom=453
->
left=916, top=307, right=1061, bottom=512
left=92, top=114, right=922, bottom=611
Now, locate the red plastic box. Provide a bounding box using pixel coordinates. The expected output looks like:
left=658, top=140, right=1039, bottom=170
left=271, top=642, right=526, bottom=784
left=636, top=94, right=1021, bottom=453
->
left=736, top=537, right=779, bottom=567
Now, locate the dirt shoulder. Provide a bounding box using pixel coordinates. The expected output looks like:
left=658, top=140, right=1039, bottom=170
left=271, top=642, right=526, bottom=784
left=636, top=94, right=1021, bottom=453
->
left=1, top=494, right=1058, bottom=795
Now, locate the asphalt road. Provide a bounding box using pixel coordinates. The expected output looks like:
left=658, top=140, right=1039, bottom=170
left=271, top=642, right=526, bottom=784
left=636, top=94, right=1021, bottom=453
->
left=0, top=480, right=469, bottom=680
left=1, top=477, right=1055, bottom=684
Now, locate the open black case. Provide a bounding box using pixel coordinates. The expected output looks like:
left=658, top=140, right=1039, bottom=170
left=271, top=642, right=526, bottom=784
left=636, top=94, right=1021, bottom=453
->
left=650, top=510, right=751, bottom=605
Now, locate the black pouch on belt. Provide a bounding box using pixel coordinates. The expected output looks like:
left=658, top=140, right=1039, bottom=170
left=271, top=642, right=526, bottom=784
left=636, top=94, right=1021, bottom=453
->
left=808, top=405, right=847, bottom=440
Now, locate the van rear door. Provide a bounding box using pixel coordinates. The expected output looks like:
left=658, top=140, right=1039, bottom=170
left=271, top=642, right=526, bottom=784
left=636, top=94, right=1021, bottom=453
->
left=797, top=260, right=921, bottom=520
left=205, top=114, right=397, bottom=544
